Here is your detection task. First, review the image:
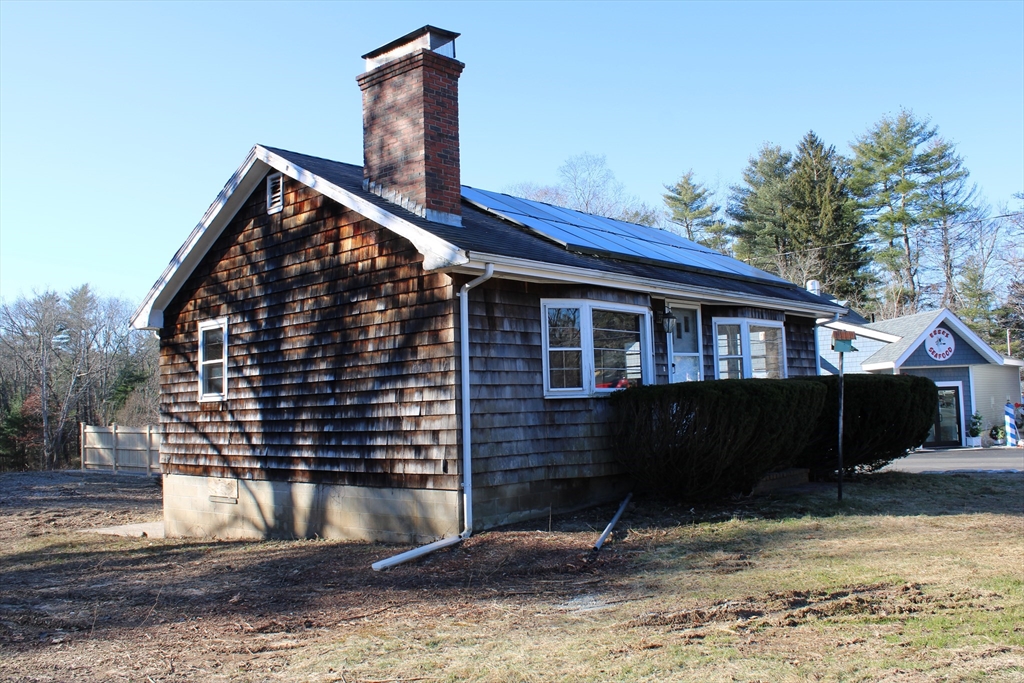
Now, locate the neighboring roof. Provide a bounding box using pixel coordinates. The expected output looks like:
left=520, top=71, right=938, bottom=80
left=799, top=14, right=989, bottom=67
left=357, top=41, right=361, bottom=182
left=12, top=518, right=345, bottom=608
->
left=859, top=308, right=1009, bottom=370
left=131, top=145, right=845, bottom=329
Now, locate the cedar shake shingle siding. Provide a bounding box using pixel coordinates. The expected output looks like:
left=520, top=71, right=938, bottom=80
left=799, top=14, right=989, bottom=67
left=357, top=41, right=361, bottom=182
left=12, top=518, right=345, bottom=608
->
left=159, top=175, right=459, bottom=490
left=463, top=280, right=637, bottom=525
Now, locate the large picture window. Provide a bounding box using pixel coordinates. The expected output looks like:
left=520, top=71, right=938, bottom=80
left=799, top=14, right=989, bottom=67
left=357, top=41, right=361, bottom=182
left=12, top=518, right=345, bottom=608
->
left=712, top=318, right=786, bottom=379
left=198, top=318, right=228, bottom=401
left=541, top=300, right=652, bottom=397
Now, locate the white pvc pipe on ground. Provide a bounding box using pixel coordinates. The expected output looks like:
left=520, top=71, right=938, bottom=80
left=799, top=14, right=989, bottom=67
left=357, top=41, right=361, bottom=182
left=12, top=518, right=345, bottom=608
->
left=594, top=492, right=632, bottom=550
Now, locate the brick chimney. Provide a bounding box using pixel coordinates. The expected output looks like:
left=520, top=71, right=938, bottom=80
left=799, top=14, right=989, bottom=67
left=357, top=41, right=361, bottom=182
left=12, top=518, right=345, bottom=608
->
left=357, top=26, right=464, bottom=227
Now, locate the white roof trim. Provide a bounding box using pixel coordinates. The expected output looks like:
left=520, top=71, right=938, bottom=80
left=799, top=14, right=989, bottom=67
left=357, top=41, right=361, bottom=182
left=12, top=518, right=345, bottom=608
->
left=255, top=147, right=465, bottom=271
left=453, top=253, right=846, bottom=318
left=131, top=145, right=469, bottom=330
left=819, top=320, right=902, bottom=343
left=890, top=308, right=1006, bottom=369
left=862, top=361, right=896, bottom=372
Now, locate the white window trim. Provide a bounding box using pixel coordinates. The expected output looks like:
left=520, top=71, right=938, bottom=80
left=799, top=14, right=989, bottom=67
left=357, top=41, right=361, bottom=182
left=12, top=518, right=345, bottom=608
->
left=541, top=299, right=654, bottom=399
left=666, top=302, right=703, bottom=383
left=712, top=317, right=788, bottom=380
left=266, top=172, right=284, bottom=214
left=198, top=317, right=229, bottom=402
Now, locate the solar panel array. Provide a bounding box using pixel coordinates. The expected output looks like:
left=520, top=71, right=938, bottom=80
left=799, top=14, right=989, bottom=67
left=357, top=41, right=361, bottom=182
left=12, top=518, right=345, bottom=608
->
left=461, top=186, right=789, bottom=284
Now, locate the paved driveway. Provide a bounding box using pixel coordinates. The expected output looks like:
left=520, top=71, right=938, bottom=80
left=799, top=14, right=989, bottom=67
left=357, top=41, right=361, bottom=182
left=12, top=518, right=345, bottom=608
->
left=883, top=446, right=1023, bottom=473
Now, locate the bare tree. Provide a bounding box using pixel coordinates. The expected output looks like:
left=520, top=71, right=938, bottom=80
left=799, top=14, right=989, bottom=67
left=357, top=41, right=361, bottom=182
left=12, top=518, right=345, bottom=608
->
left=0, top=286, right=155, bottom=469
left=507, top=153, right=662, bottom=226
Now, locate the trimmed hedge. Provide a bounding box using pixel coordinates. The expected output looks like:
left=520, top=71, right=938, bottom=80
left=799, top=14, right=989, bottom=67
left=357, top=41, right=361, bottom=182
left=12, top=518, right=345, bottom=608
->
left=793, top=374, right=938, bottom=478
left=609, top=379, right=827, bottom=501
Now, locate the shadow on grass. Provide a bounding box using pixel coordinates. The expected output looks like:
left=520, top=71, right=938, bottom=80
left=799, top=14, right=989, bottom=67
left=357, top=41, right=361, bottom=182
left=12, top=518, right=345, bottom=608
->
left=2, top=471, right=1020, bottom=652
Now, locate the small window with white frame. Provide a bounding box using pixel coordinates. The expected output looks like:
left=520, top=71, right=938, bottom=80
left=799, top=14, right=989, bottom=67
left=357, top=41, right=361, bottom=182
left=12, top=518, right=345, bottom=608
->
left=198, top=318, right=228, bottom=401
left=266, top=172, right=284, bottom=214
left=541, top=299, right=653, bottom=398
left=712, top=318, right=786, bottom=379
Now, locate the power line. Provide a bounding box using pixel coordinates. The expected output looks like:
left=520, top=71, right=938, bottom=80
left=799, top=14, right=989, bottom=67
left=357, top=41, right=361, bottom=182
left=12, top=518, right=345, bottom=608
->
left=740, top=211, right=1022, bottom=265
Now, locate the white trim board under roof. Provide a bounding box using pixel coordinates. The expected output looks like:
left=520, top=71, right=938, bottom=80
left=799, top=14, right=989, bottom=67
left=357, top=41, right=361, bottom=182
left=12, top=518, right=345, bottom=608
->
left=819, top=319, right=902, bottom=344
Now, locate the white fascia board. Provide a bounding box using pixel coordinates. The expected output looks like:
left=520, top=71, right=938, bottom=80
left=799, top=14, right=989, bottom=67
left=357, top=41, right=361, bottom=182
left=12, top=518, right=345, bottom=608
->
left=861, top=361, right=896, bottom=372
left=891, top=308, right=1005, bottom=369
left=254, top=147, right=466, bottom=272
left=131, top=147, right=266, bottom=330
left=454, top=253, right=846, bottom=318
left=130, top=145, right=468, bottom=331
left=818, top=320, right=902, bottom=343
left=1002, top=357, right=1024, bottom=367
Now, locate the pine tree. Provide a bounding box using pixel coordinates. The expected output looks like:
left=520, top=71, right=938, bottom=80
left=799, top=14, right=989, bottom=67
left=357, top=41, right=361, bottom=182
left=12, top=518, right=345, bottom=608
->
left=850, top=109, right=941, bottom=316
left=920, top=139, right=978, bottom=310
left=789, top=132, right=870, bottom=301
left=726, top=144, right=795, bottom=270
left=663, top=171, right=721, bottom=244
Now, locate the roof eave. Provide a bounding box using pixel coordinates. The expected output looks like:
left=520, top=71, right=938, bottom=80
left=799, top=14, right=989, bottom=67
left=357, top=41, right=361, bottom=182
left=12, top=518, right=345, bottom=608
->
left=453, top=253, right=846, bottom=318
left=130, top=145, right=468, bottom=330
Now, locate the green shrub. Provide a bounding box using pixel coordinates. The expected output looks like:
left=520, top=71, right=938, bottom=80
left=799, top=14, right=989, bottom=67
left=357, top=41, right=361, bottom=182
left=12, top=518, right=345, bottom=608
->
left=609, top=379, right=827, bottom=501
left=794, top=374, right=937, bottom=477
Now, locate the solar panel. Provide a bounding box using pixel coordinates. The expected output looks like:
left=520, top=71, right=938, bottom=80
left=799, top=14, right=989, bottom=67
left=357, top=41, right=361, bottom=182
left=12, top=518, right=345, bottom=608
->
left=461, top=186, right=790, bottom=284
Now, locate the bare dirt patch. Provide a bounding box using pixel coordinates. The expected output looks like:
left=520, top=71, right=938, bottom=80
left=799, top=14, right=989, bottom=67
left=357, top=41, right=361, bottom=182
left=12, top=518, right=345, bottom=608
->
left=1, top=470, right=1022, bottom=682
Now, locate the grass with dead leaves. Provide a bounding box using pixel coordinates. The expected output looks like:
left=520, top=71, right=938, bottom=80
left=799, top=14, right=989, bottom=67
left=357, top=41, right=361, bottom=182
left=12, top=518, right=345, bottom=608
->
left=1, top=470, right=1022, bottom=682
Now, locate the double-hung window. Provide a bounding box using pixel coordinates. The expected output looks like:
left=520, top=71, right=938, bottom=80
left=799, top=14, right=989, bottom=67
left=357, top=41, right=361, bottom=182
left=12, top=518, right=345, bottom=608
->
left=541, top=300, right=653, bottom=397
left=713, top=318, right=786, bottom=379
left=198, top=318, right=228, bottom=401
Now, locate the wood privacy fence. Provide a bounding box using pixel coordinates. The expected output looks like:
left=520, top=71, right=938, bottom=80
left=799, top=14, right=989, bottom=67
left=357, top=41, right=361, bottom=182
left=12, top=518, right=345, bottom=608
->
left=80, top=424, right=160, bottom=475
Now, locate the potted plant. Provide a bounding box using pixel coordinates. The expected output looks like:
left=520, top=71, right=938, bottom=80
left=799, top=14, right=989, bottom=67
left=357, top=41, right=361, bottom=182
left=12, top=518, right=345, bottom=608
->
left=990, top=424, right=1006, bottom=446
left=967, top=412, right=983, bottom=447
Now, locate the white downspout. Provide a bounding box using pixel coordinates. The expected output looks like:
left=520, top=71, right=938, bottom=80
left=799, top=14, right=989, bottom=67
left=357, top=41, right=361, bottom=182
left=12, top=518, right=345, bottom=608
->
left=372, top=263, right=494, bottom=571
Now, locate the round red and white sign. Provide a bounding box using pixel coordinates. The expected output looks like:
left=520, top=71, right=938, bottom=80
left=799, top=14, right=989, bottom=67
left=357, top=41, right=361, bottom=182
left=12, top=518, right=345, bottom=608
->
left=925, top=327, right=955, bottom=361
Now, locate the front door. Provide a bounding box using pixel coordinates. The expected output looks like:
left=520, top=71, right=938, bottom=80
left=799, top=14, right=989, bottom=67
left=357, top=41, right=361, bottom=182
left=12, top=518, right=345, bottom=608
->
left=926, top=387, right=962, bottom=447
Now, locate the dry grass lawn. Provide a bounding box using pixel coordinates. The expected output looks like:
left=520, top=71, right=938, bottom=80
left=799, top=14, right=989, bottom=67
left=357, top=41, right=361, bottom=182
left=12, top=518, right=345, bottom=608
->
left=1, top=469, right=1022, bottom=682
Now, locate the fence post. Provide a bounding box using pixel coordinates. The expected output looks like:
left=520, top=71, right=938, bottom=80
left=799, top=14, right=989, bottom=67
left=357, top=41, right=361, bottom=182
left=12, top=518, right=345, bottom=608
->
left=80, top=422, right=85, bottom=472
left=112, top=423, right=118, bottom=473
left=146, top=425, right=153, bottom=476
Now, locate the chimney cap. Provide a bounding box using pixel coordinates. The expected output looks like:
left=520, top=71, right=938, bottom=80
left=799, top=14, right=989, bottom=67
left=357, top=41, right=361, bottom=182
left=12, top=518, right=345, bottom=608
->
left=362, top=25, right=460, bottom=69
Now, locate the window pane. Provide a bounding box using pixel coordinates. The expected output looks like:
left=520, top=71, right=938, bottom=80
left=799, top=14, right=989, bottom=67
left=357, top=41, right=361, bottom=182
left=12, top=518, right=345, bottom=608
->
left=673, top=355, right=700, bottom=382
left=671, top=307, right=698, bottom=354
left=548, top=350, right=582, bottom=389
left=592, top=310, right=643, bottom=389
left=202, top=328, right=224, bottom=361
left=719, top=358, right=743, bottom=380
left=547, top=307, right=581, bottom=348
left=749, top=325, right=783, bottom=379
left=204, top=363, right=224, bottom=395
left=717, top=324, right=742, bottom=357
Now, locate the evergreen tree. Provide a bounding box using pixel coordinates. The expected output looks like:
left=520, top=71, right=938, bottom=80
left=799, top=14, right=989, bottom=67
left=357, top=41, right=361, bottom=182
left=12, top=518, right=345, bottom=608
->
left=789, top=132, right=870, bottom=301
left=663, top=171, right=720, bottom=243
left=726, top=144, right=796, bottom=269
left=850, top=109, right=941, bottom=316
left=920, top=139, right=978, bottom=310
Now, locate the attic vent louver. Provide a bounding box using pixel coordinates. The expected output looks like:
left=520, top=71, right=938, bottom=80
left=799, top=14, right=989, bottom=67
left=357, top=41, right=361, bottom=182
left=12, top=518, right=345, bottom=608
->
left=266, top=172, right=284, bottom=214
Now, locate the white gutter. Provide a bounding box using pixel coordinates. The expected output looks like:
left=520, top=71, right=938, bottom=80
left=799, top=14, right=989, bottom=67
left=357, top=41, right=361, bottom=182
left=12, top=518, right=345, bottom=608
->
left=451, top=253, right=845, bottom=319
left=372, top=263, right=495, bottom=571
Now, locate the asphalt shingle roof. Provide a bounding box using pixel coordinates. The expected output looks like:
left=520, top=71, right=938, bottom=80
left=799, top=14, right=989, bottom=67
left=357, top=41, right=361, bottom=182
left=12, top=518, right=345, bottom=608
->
left=266, top=147, right=839, bottom=312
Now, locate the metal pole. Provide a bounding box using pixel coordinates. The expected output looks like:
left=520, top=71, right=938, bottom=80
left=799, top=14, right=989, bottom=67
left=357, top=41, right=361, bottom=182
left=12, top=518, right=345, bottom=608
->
left=837, top=351, right=844, bottom=502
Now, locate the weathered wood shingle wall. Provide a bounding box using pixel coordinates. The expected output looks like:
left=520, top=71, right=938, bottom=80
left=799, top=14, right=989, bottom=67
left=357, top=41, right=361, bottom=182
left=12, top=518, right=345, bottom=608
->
left=160, top=175, right=459, bottom=490
left=462, top=280, right=640, bottom=526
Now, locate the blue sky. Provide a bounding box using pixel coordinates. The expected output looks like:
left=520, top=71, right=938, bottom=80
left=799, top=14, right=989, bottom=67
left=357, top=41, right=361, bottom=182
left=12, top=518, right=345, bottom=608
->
left=1, top=1, right=1022, bottom=305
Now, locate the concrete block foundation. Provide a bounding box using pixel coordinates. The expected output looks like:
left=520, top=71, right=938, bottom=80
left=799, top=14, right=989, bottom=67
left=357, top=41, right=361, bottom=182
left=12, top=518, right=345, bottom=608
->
left=163, top=473, right=461, bottom=543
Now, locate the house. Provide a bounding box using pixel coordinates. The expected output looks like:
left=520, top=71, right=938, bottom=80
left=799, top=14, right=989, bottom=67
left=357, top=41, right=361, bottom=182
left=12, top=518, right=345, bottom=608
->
left=131, top=26, right=844, bottom=544
left=818, top=305, right=1023, bottom=448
